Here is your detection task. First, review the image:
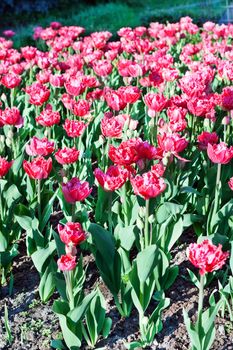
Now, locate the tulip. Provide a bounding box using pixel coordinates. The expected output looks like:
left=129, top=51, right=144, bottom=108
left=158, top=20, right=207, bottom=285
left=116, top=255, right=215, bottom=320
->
left=62, top=177, right=92, bottom=204
left=186, top=239, right=229, bottom=342
left=58, top=222, right=86, bottom=247
left=23, top=156, right=52, bottom=220
left=131, top=170, right=166, bottom=247
left=63, top=119, right=86, bottom=138
left=0, top=157, right=13, bottom=178
left=26, top=137, right=54, bottom=156
left=228, top=177, right=233, bottom=191
left=55, top=147, right=79, bottom=165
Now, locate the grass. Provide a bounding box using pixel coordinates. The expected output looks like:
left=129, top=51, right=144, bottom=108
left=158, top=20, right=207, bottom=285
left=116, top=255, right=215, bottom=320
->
left=1, top=0, right=228, bottom=47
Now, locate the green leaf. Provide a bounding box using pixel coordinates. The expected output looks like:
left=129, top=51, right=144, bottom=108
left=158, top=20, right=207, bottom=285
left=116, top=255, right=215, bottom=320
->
left=40, top=189, right=58, bottom=232
left=31, top=240, right=56, bottom=273
left=3, top=184, right=21, bottom=207
left=88, top=223, right=115, bottom=265
left=102, top=317, right=112, bottom=338
left=167, top=217, right=183, bottom=251
left=68, top=291, right=96, bottom=324
left=183, top=309, right=201, bottom=350
left=0, top=232, right=8, bottom=252
left=39, top=260, right=56, bottom=302
left=136, top=245, right=159, bottom=283
left=115, top=225, right=136, bottom=251
left=14, top=204, right=33, bottom=231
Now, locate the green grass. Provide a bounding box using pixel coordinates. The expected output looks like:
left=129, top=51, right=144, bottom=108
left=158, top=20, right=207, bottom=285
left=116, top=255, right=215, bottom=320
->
left=1, top=0, right=227, bottom=48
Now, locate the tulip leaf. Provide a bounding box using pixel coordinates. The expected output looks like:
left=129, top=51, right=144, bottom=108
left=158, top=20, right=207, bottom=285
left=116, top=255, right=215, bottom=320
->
left=136, top=245, right=159, bottom=283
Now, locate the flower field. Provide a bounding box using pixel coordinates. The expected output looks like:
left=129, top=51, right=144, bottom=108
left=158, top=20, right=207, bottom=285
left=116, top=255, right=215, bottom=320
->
left=0, top=17, right=233, bottom=350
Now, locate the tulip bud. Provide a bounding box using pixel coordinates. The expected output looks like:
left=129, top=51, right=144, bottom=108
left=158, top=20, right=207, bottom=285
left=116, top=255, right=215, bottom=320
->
left=222, top=116, right=230, bottom=125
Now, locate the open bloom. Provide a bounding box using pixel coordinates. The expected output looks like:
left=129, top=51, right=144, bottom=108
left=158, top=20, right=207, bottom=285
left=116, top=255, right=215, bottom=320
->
left=57, top=254, right=76, bottom=271
left=144, top=92, right=168, bottom=117
left=197, top=131, right=218, bottom=151
left=36, top=104, right=60, bottom=127
left=26, top=137, right=54, bottom=156
left=109, top=138, right=141, bottom=166
left=0, top=157, right=13, bottom=178
left=62, top=177, right=92, bottom=203
left=25, top=83, right=50, bottom=106
left=23, top=156, right=52, bottom=179
left=94, top=165, right=129, bottom=191
left=221, top=87, right=233, bottom=111
left=207, top=142, right=233, bottom=164
left=187, top=239, right=229, bottom=275
left=63, top=119, right=87, bottom=138
left=130, top=171, right=166, bottom=200
left=101, top=112, right=125, bottom=138
left=0, top=107, right=23, bottom=128
left=1, top=73, right=21, bottom=89
left=58, top=222, right=86, bottom=246
left=55, top=147, right=79, bottom=165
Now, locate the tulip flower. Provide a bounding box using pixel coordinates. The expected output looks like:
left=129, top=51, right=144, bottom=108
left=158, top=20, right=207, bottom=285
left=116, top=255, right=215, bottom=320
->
left=23, top=156, right=52, bottom=220
left=55, top=147, right=79, bottom=165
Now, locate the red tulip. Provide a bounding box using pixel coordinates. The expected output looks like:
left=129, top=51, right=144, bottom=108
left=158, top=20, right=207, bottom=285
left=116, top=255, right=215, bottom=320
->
left=187, top=239, right=229, bottom=275
left=62, top=177, right=92, bottom=203
left=1, top=73, right=21, bottom=89
left=36, top=104, right=60, bottom=127
left=23, top=156, right=52, bottom=179
left=144, top=92, right=168, bottom=117
left=57, top=254, right=76, bottom=271
left=109, top=138, right=141, bottom=166
left=130, top=171, right=166, bottom=200
left=55, top=147, right=79, bottom=165
left=26, top=137, right=54, bottom=156
left=25, top=83, right=50, bottom=106
left=118, top=86, right=141, bottom=104
left=73, top=99, right=90, bottom=117
left=228, top=177, right=233, bottom=190
left=0, top=107, right=23, bottom=128
left=58, top=222, right=86, bottom=246
left=0, top=157, right=13, bottom=178
left=158, top=132, right=188, bottom=154
left=221, top=87, right=233, bottom=111
left=63, top=119, right=87, bottom=138
left=93, top=60, right=112, bottom=77
left=104, top=88, right=127, bottom=111
left=94, top=165, right=128, bottom=191
left=3, top=30, right=15, bottom=38
left=207, top=142, right=233, bottom=164
left=197, top=131, right=218, bottom=151
left=21, top=46, right=37, bottom=60
left=101, top=112, right=125, bottom=138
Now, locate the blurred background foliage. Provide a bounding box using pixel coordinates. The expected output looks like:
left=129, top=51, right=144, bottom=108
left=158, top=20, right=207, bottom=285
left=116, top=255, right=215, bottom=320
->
left=0, top=0, right=227, bottom=47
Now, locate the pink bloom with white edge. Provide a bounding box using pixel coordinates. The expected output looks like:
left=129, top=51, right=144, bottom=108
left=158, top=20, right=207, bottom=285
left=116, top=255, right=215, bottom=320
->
left=58, top=222, right=86, bottom=246
left=57, top=254, right=76, bottom=271
left=187, top=239, right=229, bottom=275
left=26, top=137, right=54, bottom=156
left=207, top=142, right=233, bottom=164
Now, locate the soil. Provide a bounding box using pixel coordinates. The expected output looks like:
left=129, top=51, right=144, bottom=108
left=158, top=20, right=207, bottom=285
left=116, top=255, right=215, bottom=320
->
left=1, top=231, right=233, bottom=350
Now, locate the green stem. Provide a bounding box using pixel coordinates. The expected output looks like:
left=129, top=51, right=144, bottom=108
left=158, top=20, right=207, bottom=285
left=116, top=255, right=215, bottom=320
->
left=0, top=184, right=3, bottom=219
left=65, top=271, right=75, bottom=310
left=108, top=191, right=113, bottom=234
left=114, top=294, right=125, bottom=317
left=212, top=163, right=221, bottom=220
left=72, top=203, right=76, bottom=222
left=37, top=179, right=41, bottom=221
left=144, top=199, right=150, bottom=248
left=197, top=274, right=205, bottom=333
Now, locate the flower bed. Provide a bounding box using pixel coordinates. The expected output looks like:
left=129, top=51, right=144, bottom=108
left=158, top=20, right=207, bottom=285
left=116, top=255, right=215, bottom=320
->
left=0, top=17, right=233, bottom=350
